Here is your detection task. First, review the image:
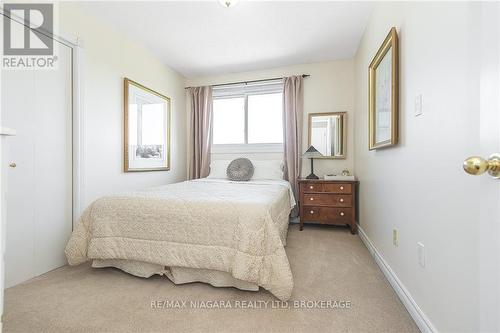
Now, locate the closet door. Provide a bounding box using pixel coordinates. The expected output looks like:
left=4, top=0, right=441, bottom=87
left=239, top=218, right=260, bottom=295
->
left=1, top=21, right=73, bottom=288
left=32, top=44, right=73, bottom=277
left=2, top=69, right=36, bottom=287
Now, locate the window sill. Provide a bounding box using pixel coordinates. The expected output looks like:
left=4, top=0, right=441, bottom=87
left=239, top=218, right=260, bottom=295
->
left=212, top=143, right=284, bottom=154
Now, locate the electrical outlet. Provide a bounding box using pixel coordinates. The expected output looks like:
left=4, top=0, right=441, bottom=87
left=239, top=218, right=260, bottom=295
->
left=392, top=229, right=399, bottom=247
left=417, top=242, right=426, bottom=268
left=414, top=94, right=423, bottom=116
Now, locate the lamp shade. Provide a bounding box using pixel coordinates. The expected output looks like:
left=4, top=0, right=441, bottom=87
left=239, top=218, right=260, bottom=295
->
left=302, top=145, right=323, bottom=158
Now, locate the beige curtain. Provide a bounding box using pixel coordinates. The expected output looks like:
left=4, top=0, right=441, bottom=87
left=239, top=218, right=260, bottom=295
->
left=283, top=76, right=304, bottom=210
left=188, top=86, right=213, bottom=179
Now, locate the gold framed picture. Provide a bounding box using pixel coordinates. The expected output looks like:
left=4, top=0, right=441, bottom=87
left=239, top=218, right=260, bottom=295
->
left=368, top=27, right=399, bottom=150
left=124, top=78, right=171, bottom=172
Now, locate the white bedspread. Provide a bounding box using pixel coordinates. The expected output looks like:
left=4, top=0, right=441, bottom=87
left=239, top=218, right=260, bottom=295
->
left=65, top=179, right=295, bottom=300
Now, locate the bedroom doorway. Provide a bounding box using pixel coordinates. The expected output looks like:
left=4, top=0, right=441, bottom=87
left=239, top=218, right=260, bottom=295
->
left=1, top=15, right=74, bottom=288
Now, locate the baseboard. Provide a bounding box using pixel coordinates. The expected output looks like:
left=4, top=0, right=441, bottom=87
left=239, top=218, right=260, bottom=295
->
left=358, top=226, right=437, bottom=333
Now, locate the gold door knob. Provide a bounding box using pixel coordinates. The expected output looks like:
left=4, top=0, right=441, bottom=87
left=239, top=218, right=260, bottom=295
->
left=9, top=162, right=16, bottom=168
left=310, top=197, right=314, bottom=201
left=340, top=198, right=344, bottom=202
left=463, top=153, right=500, bottom=179
left=310, top=210, right=314, bottom=214
left=340, top=212, right=345, bottom=216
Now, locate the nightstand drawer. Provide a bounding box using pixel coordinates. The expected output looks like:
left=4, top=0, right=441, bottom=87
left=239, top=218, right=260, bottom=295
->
left=303, top=207, right=353, bottom=224
left=323, top=183, right=352, bottom=194
left=304, top=207, right=321, bottom=219
left=302, top=194, right=352, bottom=207
left=302, top=183, right=323, bottom=193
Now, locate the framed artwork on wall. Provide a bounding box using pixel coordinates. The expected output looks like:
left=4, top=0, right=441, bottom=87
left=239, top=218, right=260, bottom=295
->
left=368, top=27, right=399, bottom=150
left=124, top=78, right=171, bottom=172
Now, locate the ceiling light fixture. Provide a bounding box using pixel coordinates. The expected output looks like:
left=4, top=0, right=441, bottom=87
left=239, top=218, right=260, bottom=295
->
left=218, top=0, right=239, bottom=8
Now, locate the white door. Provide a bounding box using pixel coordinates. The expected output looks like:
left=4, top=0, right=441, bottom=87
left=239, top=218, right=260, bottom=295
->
left=464, top=2, right=500, bottom=332
left=1, top=17, right=73, bottom=288
left=481, top=2, right=500, bottom=330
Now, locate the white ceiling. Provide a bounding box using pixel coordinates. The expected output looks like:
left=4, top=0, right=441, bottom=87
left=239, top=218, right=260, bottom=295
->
left=80, top=1, right=373, bottom=78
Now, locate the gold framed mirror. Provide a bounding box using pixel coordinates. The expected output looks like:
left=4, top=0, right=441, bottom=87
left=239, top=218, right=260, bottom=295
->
left=368, top=27, right=399, bottom=150
left=307, top=112, right=347, bottom=159
left=124, top=78, right=171, bottom=172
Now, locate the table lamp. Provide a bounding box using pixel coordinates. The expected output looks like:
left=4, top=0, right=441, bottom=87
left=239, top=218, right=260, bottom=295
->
left=303, top=145, right=323, bottom=179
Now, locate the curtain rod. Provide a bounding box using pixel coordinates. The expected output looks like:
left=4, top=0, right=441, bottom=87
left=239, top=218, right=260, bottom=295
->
left=184, top=74, right=310, bottom=89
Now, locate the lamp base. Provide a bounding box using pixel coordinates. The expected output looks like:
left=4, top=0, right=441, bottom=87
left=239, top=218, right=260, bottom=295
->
left=305, top=173, right=319, bottom=180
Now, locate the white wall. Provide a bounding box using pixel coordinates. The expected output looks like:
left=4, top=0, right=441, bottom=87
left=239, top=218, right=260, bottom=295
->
left=60, top=3, right=187, bottom=207
left=186, top=60, right=355, bottom=178
left=353, top=2, right=481, bottom=332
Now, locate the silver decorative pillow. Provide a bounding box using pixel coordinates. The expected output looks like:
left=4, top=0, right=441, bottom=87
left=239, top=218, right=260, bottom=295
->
left=227, top=158, right=254, bottom=181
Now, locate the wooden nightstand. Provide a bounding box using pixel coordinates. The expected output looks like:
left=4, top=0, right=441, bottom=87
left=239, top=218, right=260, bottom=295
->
left=298, top=179, right=359, bottom=234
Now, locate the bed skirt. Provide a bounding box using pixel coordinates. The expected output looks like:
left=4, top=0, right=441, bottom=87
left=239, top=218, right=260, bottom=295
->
left=92, top=259, right=259, bottom=291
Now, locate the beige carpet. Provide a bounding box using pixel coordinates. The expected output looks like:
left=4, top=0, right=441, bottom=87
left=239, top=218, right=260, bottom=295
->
left=4, top=224, right=419, bottom=333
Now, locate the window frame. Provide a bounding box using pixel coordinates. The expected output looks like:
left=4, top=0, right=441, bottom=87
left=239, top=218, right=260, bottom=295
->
left=212, top=81, right=284, bottom=153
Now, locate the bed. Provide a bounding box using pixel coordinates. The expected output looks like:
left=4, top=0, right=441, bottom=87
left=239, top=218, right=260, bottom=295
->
left=65, top=178, right=296, bottom=301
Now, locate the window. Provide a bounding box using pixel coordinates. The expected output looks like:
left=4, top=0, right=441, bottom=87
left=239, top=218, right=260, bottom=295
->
left=212, top=81, right=284, bottom=151
left=213, top=97, right=245, bottom=144
left=248, top=93, right=283, bottom=144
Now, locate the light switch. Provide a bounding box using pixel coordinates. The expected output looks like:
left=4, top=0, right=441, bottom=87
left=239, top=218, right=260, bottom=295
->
left=414, top=94, right=423, bottom=116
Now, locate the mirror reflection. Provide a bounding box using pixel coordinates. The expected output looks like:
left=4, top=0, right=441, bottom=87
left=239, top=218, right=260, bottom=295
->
left=308, top=112, right=346, bottom=159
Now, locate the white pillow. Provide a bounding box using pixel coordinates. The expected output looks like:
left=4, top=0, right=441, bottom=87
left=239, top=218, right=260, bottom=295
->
left=252, top=160, right=283, bottom=180
left=207, top=160, right=231, bottom=179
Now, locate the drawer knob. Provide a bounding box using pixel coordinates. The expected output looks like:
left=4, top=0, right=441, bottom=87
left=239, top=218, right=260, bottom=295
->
left=309, top=185, right=314, bottom=189
left=310, top=210, right=314, bottom=214
left=340, top=212, right=345, bottom=216
left=340, top=198, right=344, bottom=202
left=310, top=198, right=314, bottom=201
left=340, top=186, right=344, bottom=190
